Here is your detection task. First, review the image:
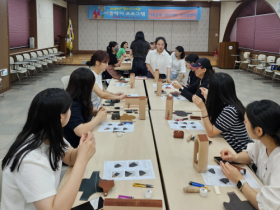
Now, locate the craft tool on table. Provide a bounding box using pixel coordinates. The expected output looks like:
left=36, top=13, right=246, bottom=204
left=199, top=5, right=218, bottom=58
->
left=118, top=195, right=134, bottom=199
left=133, top=183, right=153, bottom=188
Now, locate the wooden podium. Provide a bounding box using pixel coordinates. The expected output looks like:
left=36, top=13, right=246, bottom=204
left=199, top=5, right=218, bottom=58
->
left=57, top=35, right=69, bottom=56
left=217, top=42, right=238, bottom=69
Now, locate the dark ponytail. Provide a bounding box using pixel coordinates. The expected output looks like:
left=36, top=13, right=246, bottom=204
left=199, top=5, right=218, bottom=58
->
left=175, top=46, right=185, bottom=59
left=107, top=41, right=118, bottom=54
left=246, top=100, right=280, bottom=146
left=86, top=50, right=110, bottom=67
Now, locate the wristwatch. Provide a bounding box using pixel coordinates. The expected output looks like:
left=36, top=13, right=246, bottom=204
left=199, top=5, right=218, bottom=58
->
left=179, top=86, right=184, bottom=92
left=237, top=180, right=247, bottom=191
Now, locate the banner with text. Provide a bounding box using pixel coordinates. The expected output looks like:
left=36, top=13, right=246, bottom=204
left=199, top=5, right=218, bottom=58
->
left=88, top=5, right=201, bottom=20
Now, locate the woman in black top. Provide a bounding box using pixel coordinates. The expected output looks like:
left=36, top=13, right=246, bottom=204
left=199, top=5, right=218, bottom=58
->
left=172, top=58, right=214, bottom=102
left=185, top=54, right=199, bottom=87
left=103, top=41, right=125, bottom=79
left=64, top=67, right=107, bottom=148
left=130, top=31, right=151, bottom=76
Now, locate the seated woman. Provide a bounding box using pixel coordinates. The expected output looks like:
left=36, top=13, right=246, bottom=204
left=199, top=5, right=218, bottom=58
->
left=192, top=72, right=253, bottom=153
left=117, top=41, right=129, bottom=59
left=149, top=41, right=155, bottom=51
left=172, top=57, right=214, bottom=102
left=1, top=88, right=97, bottom=210
left=146, top=37, right=172, bottom=82
left=64, top=67, right=107, bottom=148
left=170, top=46, right=186, bottom=83
left=103, top=41, right=125, bottom=79
left=185, top=53, right=199, bottom=87
left=87, top=50, right=127, bottom=108
left=220, top=100, right=280, bottom=209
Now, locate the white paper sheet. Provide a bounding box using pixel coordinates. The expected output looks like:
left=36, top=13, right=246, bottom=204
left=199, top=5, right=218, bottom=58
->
left=116, top=83, right=130, bottom=87
left=127, top=94, right=139, bottom=97
left=168, top=120, right=205, bottom=130
left=161, top=95, right=187, bottom=101
left=153, top=83, right=172, bottom=88
left=103, top=159, right=156, bottom=181
left=98, top=122, right=134, bottom=132
left=201, top=165, right=260, bottom=188
left=135, top=76, right=147, bottom=80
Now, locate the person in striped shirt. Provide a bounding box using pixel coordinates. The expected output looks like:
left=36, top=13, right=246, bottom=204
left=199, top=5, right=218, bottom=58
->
left=192, top=72, right=252, bottom=153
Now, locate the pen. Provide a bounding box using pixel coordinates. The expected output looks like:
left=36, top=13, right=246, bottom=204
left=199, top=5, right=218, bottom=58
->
left=133, top=183, right=153, bottom=188
left=118, top=195, right=134, bottom=199
left=189, top=181, right=205, bottom=187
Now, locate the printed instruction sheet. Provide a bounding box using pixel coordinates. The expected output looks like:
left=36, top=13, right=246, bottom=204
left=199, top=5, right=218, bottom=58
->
left=127, top=94, right=139, bottom=97
left=201, top=165, right=260, bottom=188
left=161, top=95, right=187, bottom=101
left=98, top=122, right=134, bottom=132
left=103, top=159, right=156, bottom=181
left=168, top=120, right=205, bottom=130
left=153, top=83, right=172, bottom=88
left=116, top=83, right=130, bottom=87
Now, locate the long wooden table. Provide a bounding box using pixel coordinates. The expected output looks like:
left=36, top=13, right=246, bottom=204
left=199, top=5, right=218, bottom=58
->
left=114, top=60, right=132, bottom=71
left=58, top=111, right=166, bottom=209
left=145, top=79, right=200, bottom=112
left=100, top=79, right=147, bottom=111
left=150, top=110, right=263, bottom=210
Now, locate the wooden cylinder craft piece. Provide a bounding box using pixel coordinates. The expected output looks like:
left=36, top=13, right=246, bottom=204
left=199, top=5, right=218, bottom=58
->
left=255, top=55, right=258, bottom=60
left=264, top=57, right=267, bottom=62
left=130, top=73, right=135, bottom=88
left=157, top=79, right=162, bottom=96
left=154, top=69, right=159, bottom=82
left=165, top=96, right=173, bottom=120
left=139, top=96, right=146, bottom=120
left=193, top=134, right=209, bottom=173
left=183, top=186, right=200, bottom=193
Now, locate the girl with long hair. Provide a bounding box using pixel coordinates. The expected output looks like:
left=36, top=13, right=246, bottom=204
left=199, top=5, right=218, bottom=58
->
left=2, top=88, right=96, bottom=210
left=192, top=72, right=252, bottom=153
left=87, top=51, right=126, bottom=108
left=220, top=100, right=280, bottom=209
left=104, top=41, right=125, bottom=79
left=130, top=31, right=151, bottom=76
left=170, top=46, right=186, bottom=83
left=117, top=41, right=129, bottom=59
left=146, top=37, right=172, bottom=82
left=64, top=68, right=107, bottom=148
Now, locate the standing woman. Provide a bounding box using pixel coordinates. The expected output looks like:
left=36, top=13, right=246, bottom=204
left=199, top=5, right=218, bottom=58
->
left=64, top=68, right=107, bottom=148
left=104, top=41, right=125, bottom=79
left=117, top=41, right=129, bottom=59
left=170, top=46, right=186, bottom=83
left=1, top=88, right=97, bottom=210
left=87, top=51, right=127, bottom=108
left=146, top=37, right=172, bottom=82
left=220, top=100, right=280, bottom=209
left=130, top=31, right=151, bottom=76
left=185, top=53, right=199, bottom=87
left=192, top=72, right=253, bottom=153
left=172, top=58, right=214, bottom=101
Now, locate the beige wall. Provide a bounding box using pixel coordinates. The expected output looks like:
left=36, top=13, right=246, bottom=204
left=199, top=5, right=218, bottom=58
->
left=219, top=2, right=239, bottom=43
left=36, top=0, right=67, bottom=49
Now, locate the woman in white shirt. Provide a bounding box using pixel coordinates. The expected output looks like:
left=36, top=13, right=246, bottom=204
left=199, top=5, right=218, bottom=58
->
left=146, top=37, right=172, bottom=83
left=1, top=88, right=96, bottom=210
left=86, top=50, right=127, bottom=108
left=220, top=100, right=280, bottom=210
left=170, top=46, right=186, bottom=83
